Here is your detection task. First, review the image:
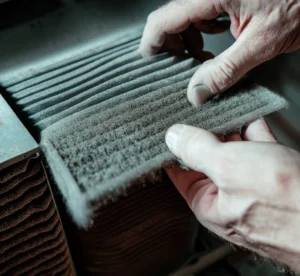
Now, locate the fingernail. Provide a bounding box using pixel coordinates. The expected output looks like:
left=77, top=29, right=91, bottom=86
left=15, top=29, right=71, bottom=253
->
left=165, top=124, right=184, bottom=154
left=192, top=84, right=214, bottom=106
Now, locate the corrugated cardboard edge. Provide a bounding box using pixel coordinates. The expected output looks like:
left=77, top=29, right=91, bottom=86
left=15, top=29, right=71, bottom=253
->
left=40, top=137, right=93, bottom=229
left=41, top=158, right=78, bottom=275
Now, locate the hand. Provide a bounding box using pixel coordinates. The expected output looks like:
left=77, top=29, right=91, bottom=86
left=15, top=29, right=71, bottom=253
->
left=165, top=119, right=300, bottom=272
left=139, top=0, right=300, bottom=105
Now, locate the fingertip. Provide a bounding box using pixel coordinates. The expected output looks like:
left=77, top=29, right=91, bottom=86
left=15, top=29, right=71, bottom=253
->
left=166, top=124, right=221, bottom=177
left=137, top=46, right=146, bottom=58
left=165, top=124, right=185, bottom=155
left=138, top=42, right=158, bottom=57
left=187, top=83, right=214, bottom=106
left=187, top=35, right=269, bottom=107
left=139, top=23, right=163, bottom=58
left=187, top=61, right=218, bottom=106
left=138, top=40, right=149, bottom=58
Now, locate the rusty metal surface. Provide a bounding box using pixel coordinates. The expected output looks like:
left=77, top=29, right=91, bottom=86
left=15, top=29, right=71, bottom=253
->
left=0, top=93, right=39, bottom=170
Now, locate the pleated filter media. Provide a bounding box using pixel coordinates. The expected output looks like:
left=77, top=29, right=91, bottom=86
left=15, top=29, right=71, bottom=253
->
left=0, top=156, right=75, bottom=276
left=76, top=173, right=201, bottom=275
left=1, top=25, right=288, bottom=228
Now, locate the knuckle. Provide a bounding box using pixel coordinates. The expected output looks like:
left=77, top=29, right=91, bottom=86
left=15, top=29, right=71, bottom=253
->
left=172, top=0, right=185, bottom=8
left=236, top=200, right=263, bottom=242
left=211, top=58, right=239, bottom=92
left=240, top=200, right=261, bottom=221
left=147, top=11, right=156, bottom=24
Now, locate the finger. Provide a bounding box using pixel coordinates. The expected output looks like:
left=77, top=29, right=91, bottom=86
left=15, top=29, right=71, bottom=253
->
left=190, top=180, right=218, bottom=217
left=165, top=124, right=222, bottom=178
left=165, top=167, right=226, bottom=230
left=225, top=133, right=242, bottom=142
left=180, top=26, right=215, bottom=62
left=139, top=0, right=224, bottom=57
left=166, top=166, right=218, bottom=215
left=193, top=20, right=230, bottom=34
left=242, top=118, right=276, bottom=142
left=165, top=167, right=208, bottom=205
left=166, top=166, right=237, bottom=236
left=180, top=25, right=204, bottom=60
left=199, top=51, right=215, bottom=61
left=160, top=34, right=186, bottom=56
left=187, top=28, right=276, bottom=106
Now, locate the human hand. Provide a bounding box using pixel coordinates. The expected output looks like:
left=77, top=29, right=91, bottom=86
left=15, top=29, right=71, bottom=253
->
left=140, top=0, right=300, bottom=105
left=165, top=119, right=300, bottom=272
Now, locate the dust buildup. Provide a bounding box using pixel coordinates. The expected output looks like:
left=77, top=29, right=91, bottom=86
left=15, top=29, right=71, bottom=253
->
left=2, top=26, right=288, bottom=227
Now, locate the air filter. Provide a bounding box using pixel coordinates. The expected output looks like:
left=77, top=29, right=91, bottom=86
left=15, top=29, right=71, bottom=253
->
left=0, top=25, right=288, bottom=228
left=0, top=24, right=289, bottom=275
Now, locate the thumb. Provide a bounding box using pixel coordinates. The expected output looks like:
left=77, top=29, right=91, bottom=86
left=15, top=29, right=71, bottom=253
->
left=165, top=124, right=221, bottom=176
left=187, top=33, right=270, bottom=105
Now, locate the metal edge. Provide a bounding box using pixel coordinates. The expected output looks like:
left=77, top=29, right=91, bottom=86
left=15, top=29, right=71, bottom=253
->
left=0, top=93, right=39, bottom=170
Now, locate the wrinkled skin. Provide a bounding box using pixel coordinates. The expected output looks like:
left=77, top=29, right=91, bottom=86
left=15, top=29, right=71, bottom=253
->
left=165, top=119, right=300, bottom=272
left=140, top=0, right=300, bottom=270
left=139, top=0, right=300, bottom=104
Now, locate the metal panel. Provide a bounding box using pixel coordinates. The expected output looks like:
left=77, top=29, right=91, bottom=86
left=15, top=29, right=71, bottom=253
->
left=0, top=94, right=39, bottom=170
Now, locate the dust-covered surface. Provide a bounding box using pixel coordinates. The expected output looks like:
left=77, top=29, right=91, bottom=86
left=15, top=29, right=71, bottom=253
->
left=1, top=25, right=288, bottom=227
left=42, top=82, right=287, bottom=227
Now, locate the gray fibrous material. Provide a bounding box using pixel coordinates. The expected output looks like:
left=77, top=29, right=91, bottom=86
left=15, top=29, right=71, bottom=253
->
left=41, top=84, right=288, bottom=227
left=2, top=25, right=288, bottom=227
left=1, top=28, right=142, bottom=88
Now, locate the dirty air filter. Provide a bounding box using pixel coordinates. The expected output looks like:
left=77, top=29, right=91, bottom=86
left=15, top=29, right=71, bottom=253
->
left=1, top=25, right=288, bottom=228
